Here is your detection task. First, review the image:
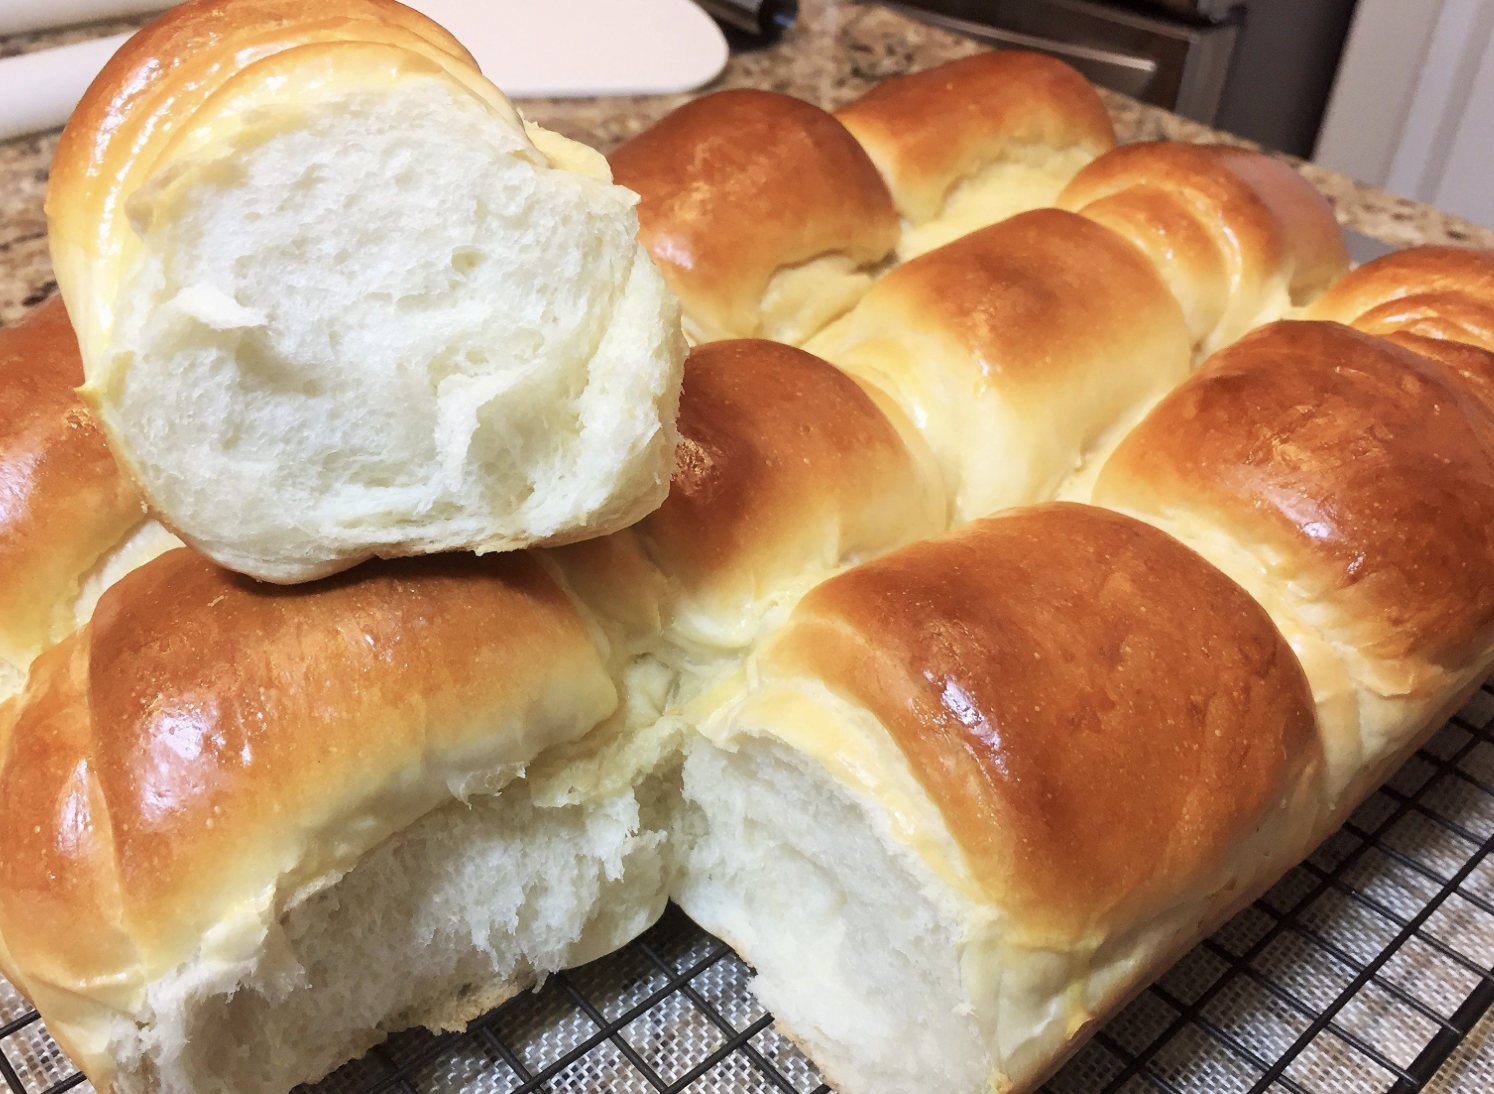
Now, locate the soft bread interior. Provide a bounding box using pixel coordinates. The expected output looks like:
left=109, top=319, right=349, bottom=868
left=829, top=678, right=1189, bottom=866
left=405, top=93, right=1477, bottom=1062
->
left=672, top=665, right=1325, bottom=1094
left=0, top=660, right=20, bottom=705
left=673, top=735, right=988, bottom=1094
left=754, top=254, right=884, bottom=348
left=108, top=775, right=673, bottom=1094
left=104, top=78, right=681, bottom=582
left=70, top=519, right=183, bottom=635
left=0, top=520, right=182, bottom=704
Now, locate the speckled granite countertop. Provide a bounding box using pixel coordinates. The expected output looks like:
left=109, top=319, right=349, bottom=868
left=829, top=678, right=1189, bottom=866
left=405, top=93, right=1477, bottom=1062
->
left=1, top=0, right=1491, bottom=324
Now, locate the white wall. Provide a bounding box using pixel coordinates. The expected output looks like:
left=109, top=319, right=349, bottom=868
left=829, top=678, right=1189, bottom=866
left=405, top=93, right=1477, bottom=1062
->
left=1315, top=0, right=1494, bottom=228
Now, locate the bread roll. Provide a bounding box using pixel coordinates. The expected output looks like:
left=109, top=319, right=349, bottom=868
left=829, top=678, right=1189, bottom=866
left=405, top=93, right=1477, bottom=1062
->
left=804, top=208, right=1191, bottom=520
left=556, top=339, right=945, bottom=651
left=674, top=503, right=1322, bottom=1094
left=0, top=297, right=179, bottom=701
left=533, top=338, right=947, bottom=812
left=1304, top=244, right=1494, bottom=350
left=1092, top=320, right=1494, bottom=804
left=0, top=547, right=671, bottom=1094
left=46, top=0, right=685, bottom=584
left=1057, top=142, right=1349, bottom=356
left=835, top=51, right=1116, bottom=259
left=608, top=89, right=898, bottom=345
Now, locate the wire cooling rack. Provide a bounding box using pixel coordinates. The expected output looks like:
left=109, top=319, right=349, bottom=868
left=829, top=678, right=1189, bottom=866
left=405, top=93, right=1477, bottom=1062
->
left=3, top=684, right=1493, bottom=1094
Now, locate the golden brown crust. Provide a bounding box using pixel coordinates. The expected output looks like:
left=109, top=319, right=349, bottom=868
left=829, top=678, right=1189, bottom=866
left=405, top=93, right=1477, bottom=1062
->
left=0, top=546, right=614, bottom=1072
left=853, top=209, right=1176, bottom=382
left=1057, top=142, right=1348, bottom=349
left=1383, top=331, right=1494, bottom=416
left=834, top=50, right=1115, bottom=224
left=1094, top=320, right=1494, bottom=687
left=762, top=503, right=1320, bottom=937
left=607, top=90, right=897, bottom=342
left=0, top=297, right=143, bottom=667
left=812, top=208, right=1190, bottom=517
left=645, top=341, right=943, bottom=625
left=1304, top=246, right=1494, bottom=351
left=555, top=339, right=944, bottom=643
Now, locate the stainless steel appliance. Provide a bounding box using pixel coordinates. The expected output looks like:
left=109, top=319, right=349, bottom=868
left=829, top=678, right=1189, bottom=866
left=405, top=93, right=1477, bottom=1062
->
left=886, top=0, right=1359, bottom=155
left=883, top=0, right=1243, bottom=124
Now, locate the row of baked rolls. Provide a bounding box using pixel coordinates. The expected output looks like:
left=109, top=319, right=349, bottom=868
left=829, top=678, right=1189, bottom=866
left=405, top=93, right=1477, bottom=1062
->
left=608, top=50, right=1116, bottom=345
left=545, top=202, right=1225, bottom=750
left=0, top=548, right=672, bottom=1094
left=0, top=298, right=179, bottom=702
left=797, top=151, right=1341, bottom=524
left=612, top=50, right=1349, bottom=358
left=670, top=289, right=1494, bottom=1094
left=1081, top=245, right=1494, bottom=807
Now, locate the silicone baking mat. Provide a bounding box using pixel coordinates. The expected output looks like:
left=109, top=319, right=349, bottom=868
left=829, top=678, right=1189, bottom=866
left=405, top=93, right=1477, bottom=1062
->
left=3, top=684, right=1493, bottom=1094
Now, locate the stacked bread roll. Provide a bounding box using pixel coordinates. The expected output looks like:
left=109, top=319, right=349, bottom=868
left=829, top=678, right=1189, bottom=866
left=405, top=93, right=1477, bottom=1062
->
left=46, top=0, right=685, bottom=584
left=2, top=6, right=1491, bottom=1094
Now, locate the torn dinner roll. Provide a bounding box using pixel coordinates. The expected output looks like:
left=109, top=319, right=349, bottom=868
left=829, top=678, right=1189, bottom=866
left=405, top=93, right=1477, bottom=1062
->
left=0, top=548, right=671, bottom=1094
left=46, top=0, right=685, bottom=584
left=835, top=50, right=1116, bottom=259
left=673, top=503, right=1322, bottom=1094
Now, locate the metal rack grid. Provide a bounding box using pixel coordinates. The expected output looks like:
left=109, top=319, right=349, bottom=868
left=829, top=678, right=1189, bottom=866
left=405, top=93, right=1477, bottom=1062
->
left=3, top=683, right=1493, bottom=1094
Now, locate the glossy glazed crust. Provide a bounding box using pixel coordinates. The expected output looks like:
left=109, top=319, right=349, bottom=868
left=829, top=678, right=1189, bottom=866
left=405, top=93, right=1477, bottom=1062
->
left=555, top=339, right=945, bottom=643
left=0, top=298, right=142, bottom=667
left=840, top=208, right=1183, bottom=391
left=834, top=51, right=1116, bottom=224
left=808, top=207, right=1190, bottom=518
left=760, top=503, right=1321, bottom=940
left=0, top=548, right=615, bottom=1084
left=46, top=0, right=503, bottom=372
left=1382, top=331, right=1494, bottom=416
left=1095, top=320, right=1494, bottom=692
left=1056, top=142, right=1349, bottom=347
left=644, top=340, right=943, bottom=625
left=607, top=90, right=898, bottom=341
left=1304, top=246, right=1494, bottom=351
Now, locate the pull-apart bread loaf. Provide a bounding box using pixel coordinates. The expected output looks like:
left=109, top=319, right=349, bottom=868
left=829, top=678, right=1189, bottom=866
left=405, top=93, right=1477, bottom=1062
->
left=0, top=549, right=672, bottom=1094
left=834, top=51, right=1117, bottom=259
left=0, top=298, right=179, bottom=701
left=15, top=14, right=1487, bottom=1094
left=667, top=255, right=1494, bottom=1094
left=1057, top=141, right=1349, bottom=357
left=608, top=90, right=898, bottom=346
left=46, top=0, right=685, bottom=584
left=674, top=504, right=1324, bottom=1094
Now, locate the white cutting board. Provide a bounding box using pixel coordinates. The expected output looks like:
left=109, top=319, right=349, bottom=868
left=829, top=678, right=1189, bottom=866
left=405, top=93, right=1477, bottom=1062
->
left=0, top=0, right=728, bottom=141
left=419, top=0, right=730, bottom=98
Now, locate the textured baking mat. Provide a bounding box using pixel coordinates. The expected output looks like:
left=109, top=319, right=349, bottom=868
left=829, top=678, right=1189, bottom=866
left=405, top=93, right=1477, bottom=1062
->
left=3, top=684, right=1493, bottom=1094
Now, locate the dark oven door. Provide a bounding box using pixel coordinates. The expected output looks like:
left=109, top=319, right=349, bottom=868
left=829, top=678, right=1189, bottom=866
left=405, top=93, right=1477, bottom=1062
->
left=883, top=0, right=1242, bottom=124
